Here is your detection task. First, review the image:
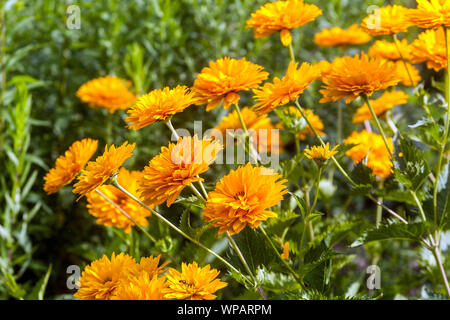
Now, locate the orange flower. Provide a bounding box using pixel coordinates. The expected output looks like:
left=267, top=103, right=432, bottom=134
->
left=368, top=39, right=414, bottom=61
left=44, top=138, right=98, bottom=194
left=246, top=0, right=322, bottom=46
left=319, top=53, right=401, bottom=103
left=192, top=57, right=268, bottom=111
left=113, top=272, right=168, bottom=300
left=352, top=91, right=409, bottom=123
left=304, top=142, right=339, bottom=166
left=163, top=262, right=228, bottom=300
left=278, top=106, right=324, bottom=140
left=314, top=24, right=371, bottom=47
left=126, top=86, right=196, bottom=130
left=86, top=168, right=151, bottom=233
left=73, top=142, right=135, bottom=199
left=76, top=75, right=136, bottom=113
left=138, top=135, right=221, bottom=207
left=215, top=107, right=281, bottom=154
left=361, top=5, right=412, bottom=36
left=281, top=242, right=290, bottom=260
left=345, top=130, right=393, bottom=178
left=202, top=163, right=287, bottom=235
left=74, top=253, right=137, bottom=300
left=128, top=255, right=170, bottom=279
left=408, top=0, right=450, bottom=29
left=411, top=28, right=447, bottom=71
left=311, top=60, right=333, bottom=80
left=395, top=61, right=422, bottom=87
left=253, top=61, right=319, bottom=114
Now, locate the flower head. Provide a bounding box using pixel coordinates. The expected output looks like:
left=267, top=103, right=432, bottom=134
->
left=353, top=91, right=409, bottom=123
left=86, top=168, right=151, bottom=233
left=411, top=28, right=447, bottom=71
left=113, top=272, right=168, bottom=300
left=253, top=61, right=318, bottom=114
left=73, top=142, right=135, bottom=199
left=74, top=253, right=137, bottom=300
left=76, top=75, right=136, bottom=113
left=44, top=139, right=98, bottom=194
left=304, top=142, right=339, bottom=166
left=311, top=60, right=333, bottom=80
left=408, top=0, right=450, bottom=29
left=319, top=53, right=401, bottom=103
left=246, top=0, right=322, bottom=46
left=345, top=130, right=393, bottom=178
left=215, top=107, right=281, bottom=154
left=314, top=24, right=371, bottom=47
left=202, top=163, right=287, bottom=235
left=361, top=5, right=413, bottom=36
left=138, top=135, right=221, bottom=207
left=395, top=61, right=422, bottom=87
left=368, top=39, right=414, bottom=61
left=192, top=57, right=268, bottom=111
left=163, top=262, right=227, bottom=300
left=126, top=86, right=196, bottom=130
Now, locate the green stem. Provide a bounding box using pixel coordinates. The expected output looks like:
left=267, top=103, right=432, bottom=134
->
left=259, top=226, right=304, bottom=288
left=376, top=180, right=384, bottom=227
left=392, top=34, right=415, bottom=90
left=112, top=177, right=242, bottom=275
left=432, top=245, right=450, bottom=297
left=288, top=42, right=296, bottom=63
left=233, top=104, right=259, bottom=164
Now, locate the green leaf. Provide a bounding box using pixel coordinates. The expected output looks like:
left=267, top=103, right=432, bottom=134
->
left=26, top=264, right=52, bottom=300
left=179, top=209, right=211, bottom=241
left=349, top=162, right=376, bottom=196
left=255, top=266, right=301, bottom=293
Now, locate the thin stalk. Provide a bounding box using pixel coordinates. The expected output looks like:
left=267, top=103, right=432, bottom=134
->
left=288, top=42, right=296, bottom=63
left=392, top=34, right=415, bottom=90
left=188, top=184, right=206, bottom=202
left=376, top=180, right=384, bottom=227
left=432, top=245, right=450, bottom=297
left=112, top=177, right=242, bottom=275
left=294, top=100, right=408, bottom=224
left=233, top=104, right=259, bottom=164
left=259, top=226, right=304, bottom=287
left=95, top=189, right=157, bottom=243
left=362, top=94, right=394, bottom=159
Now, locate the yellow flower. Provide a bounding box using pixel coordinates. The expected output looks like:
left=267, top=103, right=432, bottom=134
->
left=311, top=60, right=333, bottom=80
left=85, top=168, right=151, bottom=233
left=163, top=262, right=228, bottom=300
left=126, top=86, right=196, bottom=130
left=76, top=75, right=136, bottom=113
left=314, top=24, right=371, bottom=47
left=345, top=130, right=393, bottom=178
left=129, top=255, right=170, bottom=279
left=304, top=142, right=339, bottom=165
left=192, top=57, right=268, bottom=111
left=202, top=163, right=287, bottom=235
left=281, top=241, right=290, bottom=260
left=408, top=0, right=450, bottom=29
left=215, top=107, right=281, bottom=154
left=319, top=53, right=400, bottom=103
left=74, top=253, right=137, bottom=300
left=73, top=142, right=135, bottom=199
left=368, top=39, right=414, bottom=61
left=113, top=272, right=168, bottom=300
left=43, top=139, right=98, bottom=194
left=138, top=135, right=221, bottom=207
left=278, top=106, right=325, bottom=140
left=395, top=61, right=422, bottom=87
left=253, top=61, right=319, bottom=114
left=246, top=0, right=322, bottom=46
left=352, top=91, right=409, bottom=123
left=411, top=28, right=447, bottom=72
left=361, top=5, right=413, bottom=36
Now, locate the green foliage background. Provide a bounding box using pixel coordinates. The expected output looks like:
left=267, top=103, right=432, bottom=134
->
left=1, top=0, right=449, bottom=300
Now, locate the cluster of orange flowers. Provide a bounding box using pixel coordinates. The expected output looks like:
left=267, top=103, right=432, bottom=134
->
left=74, top=253, right=227, bottom=300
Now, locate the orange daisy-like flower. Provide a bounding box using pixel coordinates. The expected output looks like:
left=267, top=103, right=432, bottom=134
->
left=411, top=28, right=447, bottom=71
left=319, top=53, right=401, bottom=103
left=113, top=272, right=168, bottom=300
left=278, top=106, right=325, bottom=140
left=138, top=135, right=221, bottom=207
left=76, top=75, right=136, bottom=114
left=128, top=255, right=170, bottom=279
left=246, top=0, right=322, bottom=46
left=395, top=61, right=422, bottom=87
left=352, top=91, right=409, bottom=123
left=214, top=107, right=281, bottom=154
left=202, top=163, right=287, bottom=235
left=86, top=168, right=151, bottom=233
left=314, top=24, right=371, bottom=47
left=368, top=39, right=414, bottom=61
left=43, top=138, right=98, bottom=195
left=126, top=86, right=196, bottom=130
left=253, top=61, right=319, bottom=114
left=73, top=141, right=135, bottom=199
left=74, top=252, right=137, bottom=300
left=361, top=5, right=413, bottom=36
left=344, top=130, right=393, bottom=178
left=304, top=142, right=339, bottom=166
left=163, top=262, right=228, bottom=300
left=408, top=0, right=450, bottom=29
left=311, top=60, right=333, bottom=80
left=192, top=57, right=268, bottom=111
